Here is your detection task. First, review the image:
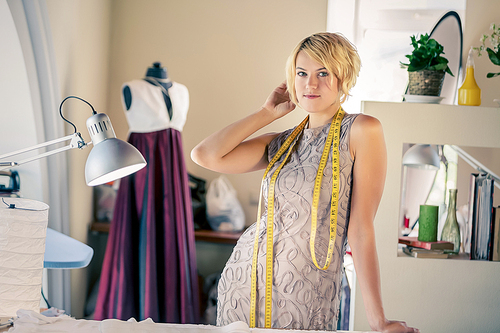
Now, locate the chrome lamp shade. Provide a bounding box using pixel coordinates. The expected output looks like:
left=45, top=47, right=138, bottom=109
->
left=85, top=113, right=146, bottom=186
left=402, top=144, right=440, bottom=170
left=0, top=96, right=147, bottom=186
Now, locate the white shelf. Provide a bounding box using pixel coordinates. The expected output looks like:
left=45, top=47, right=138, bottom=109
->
left=359, top=101, right=500, bottom=332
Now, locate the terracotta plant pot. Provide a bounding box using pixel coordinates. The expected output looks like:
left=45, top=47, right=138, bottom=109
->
left=408, top=70, right=445, bottom=96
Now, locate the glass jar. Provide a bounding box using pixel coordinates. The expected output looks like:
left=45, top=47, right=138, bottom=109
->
left=441, top=189, right=461, bottom=254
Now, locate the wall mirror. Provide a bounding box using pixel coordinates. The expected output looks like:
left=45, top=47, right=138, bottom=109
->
left=428, top=11, right=463, bottom=104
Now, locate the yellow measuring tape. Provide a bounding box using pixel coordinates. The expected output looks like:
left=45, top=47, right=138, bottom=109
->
left=249, top=107, right=345, bottom=328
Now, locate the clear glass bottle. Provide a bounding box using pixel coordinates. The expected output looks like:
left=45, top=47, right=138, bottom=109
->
left=441, top=189, right=461, bottom=254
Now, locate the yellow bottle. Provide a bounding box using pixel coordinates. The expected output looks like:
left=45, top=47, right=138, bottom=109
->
left=458, top=47, right=481, bottom=106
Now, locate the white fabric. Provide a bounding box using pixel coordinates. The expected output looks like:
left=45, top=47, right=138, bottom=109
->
left=8, top=309, right=100, bottom=332
left=7, top=310, right=366, bottom=332
left=100, top=318, right=248, bottom=333
left=121, top=79, right=189, bottom=133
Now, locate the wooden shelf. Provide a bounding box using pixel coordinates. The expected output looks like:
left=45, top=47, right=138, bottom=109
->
left=90, top=221, right=111, bottom=233
left=90, top=221, right=243, bottom=245
left=194, top=229, right=244, bottom=245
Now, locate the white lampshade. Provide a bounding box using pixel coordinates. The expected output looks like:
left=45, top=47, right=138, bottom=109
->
left=84, top=113, right=146, bottom=186
left=402, top=144, right=440, bottom=170
left=0, top=198, right=49, bottom=317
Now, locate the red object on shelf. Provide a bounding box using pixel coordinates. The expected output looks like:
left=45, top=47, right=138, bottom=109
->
left=404, top=215, right=410, bottom=228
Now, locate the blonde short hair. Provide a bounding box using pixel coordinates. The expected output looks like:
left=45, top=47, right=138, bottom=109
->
left=286, top=32, right=361, bottom=105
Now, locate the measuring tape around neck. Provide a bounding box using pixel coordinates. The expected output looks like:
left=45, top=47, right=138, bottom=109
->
left=249, top=107, right=345, bottom=328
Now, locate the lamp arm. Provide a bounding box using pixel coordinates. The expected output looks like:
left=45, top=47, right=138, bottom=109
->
left=450, top=145, right=500, bottom=190
left=0, top=133, right=90, bottom=171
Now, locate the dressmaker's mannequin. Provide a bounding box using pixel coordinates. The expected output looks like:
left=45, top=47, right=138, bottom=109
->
left=95, top=62, right=197, bottom=323
left=123, top=62, right=173, bottom=119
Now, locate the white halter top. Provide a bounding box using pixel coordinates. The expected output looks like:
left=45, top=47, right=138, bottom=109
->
left=121, top=79, right=189, bottom=133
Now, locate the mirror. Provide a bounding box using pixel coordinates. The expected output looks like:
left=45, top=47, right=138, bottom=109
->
left=428, top=11, right=463, bottom=104
left=402, top=11, right=464, bottom=104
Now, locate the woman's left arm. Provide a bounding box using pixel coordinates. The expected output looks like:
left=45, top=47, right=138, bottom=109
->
left=347, top=115, right=418, bottom=333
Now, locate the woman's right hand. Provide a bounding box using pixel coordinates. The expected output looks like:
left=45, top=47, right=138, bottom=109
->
left=262, top=81, right=296, bottom=119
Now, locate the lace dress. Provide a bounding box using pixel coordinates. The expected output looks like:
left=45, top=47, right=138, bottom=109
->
left=216, top=113, right=359, bottom=330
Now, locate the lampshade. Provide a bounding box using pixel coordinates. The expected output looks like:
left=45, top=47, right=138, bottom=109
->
left=85, top=113, right=146, bottom=186
left=0, top=198, right=49, bottom=317
left=402, top=144, right=440, bottom=170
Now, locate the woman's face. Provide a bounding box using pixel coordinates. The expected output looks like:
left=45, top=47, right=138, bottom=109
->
left=294, top=51, right=340, bottom=115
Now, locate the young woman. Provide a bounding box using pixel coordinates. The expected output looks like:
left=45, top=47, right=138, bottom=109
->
left=191, top=32, right=418, bottom=332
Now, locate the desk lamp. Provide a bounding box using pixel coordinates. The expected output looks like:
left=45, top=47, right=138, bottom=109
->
left=400, top=144, right=441, bottom=235
left=0, top=96, right=147, bottom=318
left=0, top=95, right=147, bottom=284
left=402, top=144, right=441, bottom=170
left=449, top=145, right=500, bottom=190
left=0, top=96, right=147, bottom=186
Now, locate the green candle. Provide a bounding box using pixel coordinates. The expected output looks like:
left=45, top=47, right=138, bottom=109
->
left=418, top=205, right=439, bottom=242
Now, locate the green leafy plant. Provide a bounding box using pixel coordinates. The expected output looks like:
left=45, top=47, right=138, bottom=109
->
left=472, top=23, right=500, bottom=78
left=400, top=33, right=454, bottom=76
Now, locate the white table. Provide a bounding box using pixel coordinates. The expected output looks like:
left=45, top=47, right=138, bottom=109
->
left=3, top=310, right=377, bottom=332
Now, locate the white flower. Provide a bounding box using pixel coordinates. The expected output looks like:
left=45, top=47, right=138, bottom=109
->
left=492, top=39, right=499, bottom=51
left=476, top=23, right=500, bottom=55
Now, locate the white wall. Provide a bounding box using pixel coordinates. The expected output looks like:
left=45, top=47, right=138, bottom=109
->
left=46, top=0, right=112, bottom=318
left=105, top=0, right=328, bottom=227
left=0, top=0, right=45, bottom=201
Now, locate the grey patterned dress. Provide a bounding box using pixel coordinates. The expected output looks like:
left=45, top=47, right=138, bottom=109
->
left=216, top=113, right=359, bottom=330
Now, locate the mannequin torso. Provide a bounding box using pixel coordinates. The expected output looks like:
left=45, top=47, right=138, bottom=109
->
left=123, top=62, right=173, bottom=119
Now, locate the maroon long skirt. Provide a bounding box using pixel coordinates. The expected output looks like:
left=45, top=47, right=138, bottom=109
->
left=94, top=128, right=199, bottom=323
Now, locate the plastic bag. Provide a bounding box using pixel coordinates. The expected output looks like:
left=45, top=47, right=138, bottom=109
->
left=206, top=175, right=245, bottom=231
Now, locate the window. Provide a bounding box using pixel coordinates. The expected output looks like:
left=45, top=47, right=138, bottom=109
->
left=327, top=0, right=466, bottom=113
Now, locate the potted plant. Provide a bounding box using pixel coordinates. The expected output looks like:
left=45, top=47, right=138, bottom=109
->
left=473, top=23, right=500, bottom=78
left=401, top=33, right=454, bottom=96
